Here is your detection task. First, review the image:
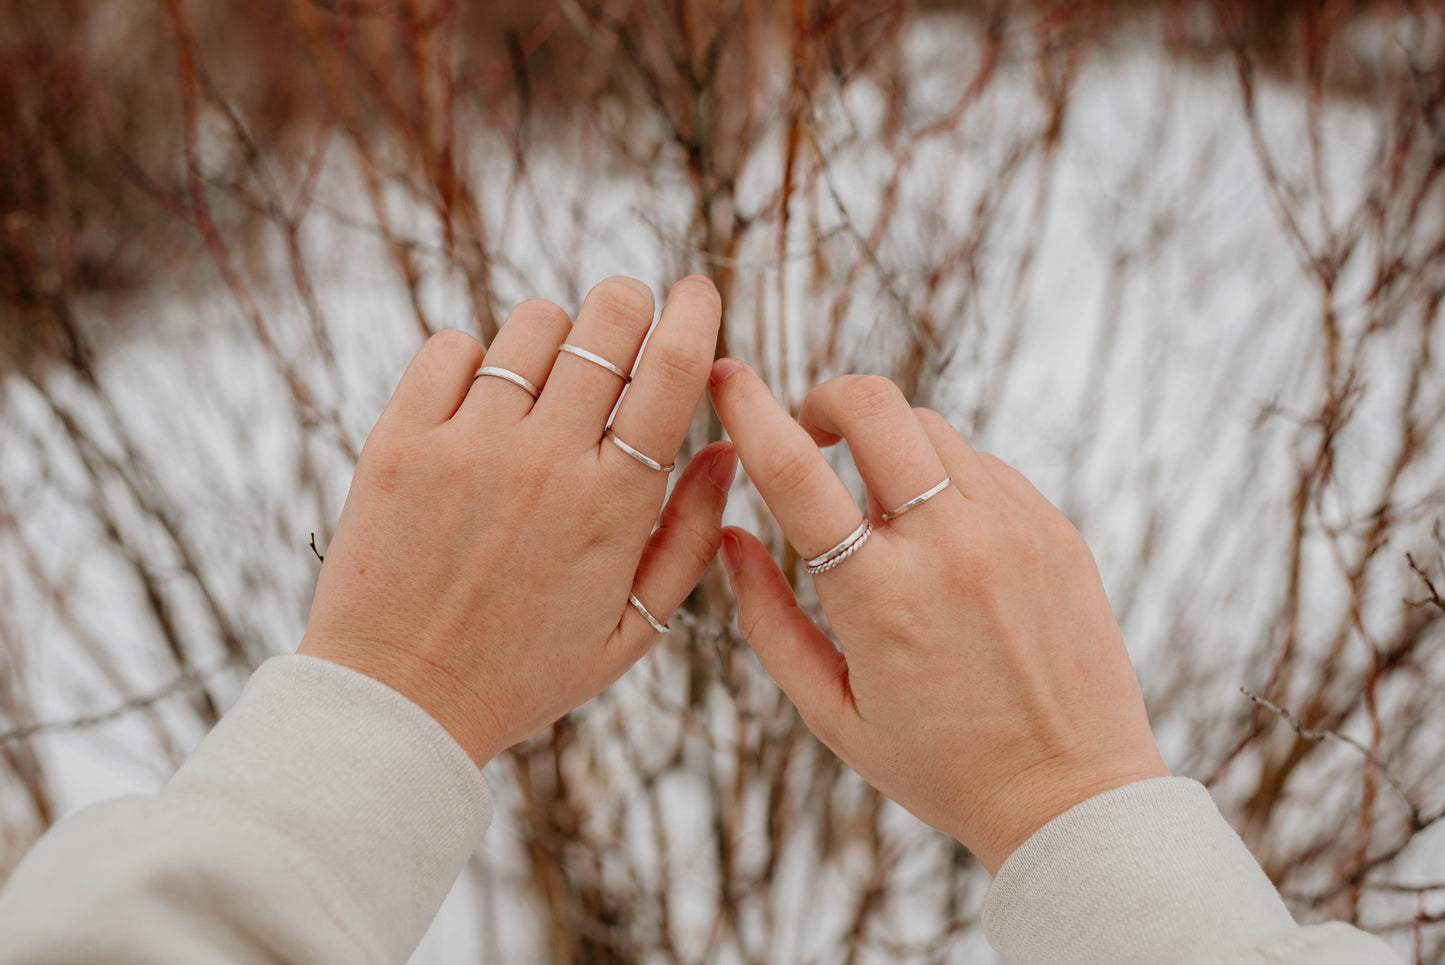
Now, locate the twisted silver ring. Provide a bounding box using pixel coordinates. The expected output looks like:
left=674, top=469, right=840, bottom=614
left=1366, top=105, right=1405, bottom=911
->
left=559, top=344, right=631, bottom=383
left=882, top=476, right=953, bottom=522
left=605, top=428, right=675, bottom=472
left=474, top=366, right=540, bottom=400
left=629, top=592, right=672, bottom=634
left=804, top=519, right=873, bottom=575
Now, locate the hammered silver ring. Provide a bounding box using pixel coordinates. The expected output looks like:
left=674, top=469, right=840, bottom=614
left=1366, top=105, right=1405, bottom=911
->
left=882, top=476, right=953, bottom=522
left=628, top=592, right=672, bottom=635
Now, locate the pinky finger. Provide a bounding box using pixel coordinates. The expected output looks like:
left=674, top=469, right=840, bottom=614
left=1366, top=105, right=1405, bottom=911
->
left=611, top=441, right=737, bottom=656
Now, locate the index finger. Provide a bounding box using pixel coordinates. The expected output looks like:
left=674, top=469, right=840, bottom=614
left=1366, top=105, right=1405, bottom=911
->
left=708, top=359, right=866, bottom=560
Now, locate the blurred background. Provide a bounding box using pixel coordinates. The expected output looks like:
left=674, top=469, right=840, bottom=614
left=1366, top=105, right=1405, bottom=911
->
left=2, top=0, right=1444, bottom=961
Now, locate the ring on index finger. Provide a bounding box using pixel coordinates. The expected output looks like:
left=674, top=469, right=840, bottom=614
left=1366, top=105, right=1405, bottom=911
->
left=804, top=518, right=872, bottom=575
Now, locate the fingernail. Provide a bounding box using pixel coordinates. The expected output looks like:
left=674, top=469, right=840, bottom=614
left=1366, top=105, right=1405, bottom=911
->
left=684, top=273, right=715, bottom=288
left=707, top=444, right=737, bottom=490
left=720, top=531, right=744, bottom=574
left=710, top=358, right=744, bottom=387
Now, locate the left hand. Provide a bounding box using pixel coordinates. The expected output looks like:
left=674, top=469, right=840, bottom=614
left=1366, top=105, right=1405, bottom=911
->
left=300, top=276, right=731, bottom=765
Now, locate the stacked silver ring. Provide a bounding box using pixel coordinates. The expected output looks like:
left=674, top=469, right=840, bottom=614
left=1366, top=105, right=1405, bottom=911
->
left=559, top=344, right=631, bottom=383
left=804, top=519, right=873, bottom=575
left=628, top=593, right=671, bottom=634
left=474, top=366, right=540, bottom=399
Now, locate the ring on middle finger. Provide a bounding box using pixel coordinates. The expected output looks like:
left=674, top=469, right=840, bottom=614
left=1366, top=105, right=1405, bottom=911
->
left=559, top=344, right=632, bottom=383
left=474, top=366, right=541, bottom=400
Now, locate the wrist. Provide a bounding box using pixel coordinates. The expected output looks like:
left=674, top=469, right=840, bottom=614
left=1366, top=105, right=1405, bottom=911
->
left=298, top=633, right=507, bottom=767
left=965, top=752, right=1172, bottom=874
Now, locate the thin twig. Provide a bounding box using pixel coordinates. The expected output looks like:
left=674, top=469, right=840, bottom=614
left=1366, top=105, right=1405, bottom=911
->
left=1405, top=552, right=1445, bottom=612
left=0, top=666, right=230, bottom=745
left=1240, top=687, right=1422, bottom=825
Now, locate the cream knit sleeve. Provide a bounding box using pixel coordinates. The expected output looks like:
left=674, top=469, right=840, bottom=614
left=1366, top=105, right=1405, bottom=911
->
left=0, top=655, right=493, bottom=965
left=982, top=777, right=1404, bottom=964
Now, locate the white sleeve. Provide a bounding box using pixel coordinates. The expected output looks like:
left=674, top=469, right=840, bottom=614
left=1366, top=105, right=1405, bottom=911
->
left=0, top=655, right=493, bottom=965
left=982, top=776, right=1403, bottom=964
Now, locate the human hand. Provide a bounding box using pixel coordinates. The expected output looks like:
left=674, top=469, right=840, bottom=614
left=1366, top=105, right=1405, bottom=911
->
left=710, top=362, right=1169, bottom=872
left=300, top=276, right=733, bottom=766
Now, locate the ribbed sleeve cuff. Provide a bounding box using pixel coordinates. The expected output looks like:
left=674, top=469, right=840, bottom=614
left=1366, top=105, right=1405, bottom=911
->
left=166, top=654, right=493, bottom=963
left=982, top=777, right=1296, bottom=965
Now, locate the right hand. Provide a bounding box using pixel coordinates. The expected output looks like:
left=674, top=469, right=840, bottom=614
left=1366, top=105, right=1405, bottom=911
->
left=709, top=360, right=1169, bottom=873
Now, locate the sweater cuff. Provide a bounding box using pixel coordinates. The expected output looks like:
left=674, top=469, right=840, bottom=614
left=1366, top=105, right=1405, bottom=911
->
left=166, top=654, right=493, bottom=963
left=982, top=777, right=1295, bottom=965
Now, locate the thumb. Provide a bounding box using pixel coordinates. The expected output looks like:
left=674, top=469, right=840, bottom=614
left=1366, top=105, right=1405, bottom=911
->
left=720, top=527, right=851, bottom=741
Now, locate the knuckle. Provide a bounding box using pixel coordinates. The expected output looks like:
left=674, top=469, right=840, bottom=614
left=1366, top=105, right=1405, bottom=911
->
left=760, top=443, right=816, bottom=499
left=735, top=590, right=780, bottom=647
left=1051, top=514, right=1093, bottom=560
left=362, top=434, right=417, bottom=488
left=644, top=339, right=701, bottom=392
left=588, top=276, right=655, bottom=326
left=912, top=406, right=952, bottom=435
left=1009, top=525, right=1051, bottom=563
left=682, top=528, right=722, bottom=575
left=840, top=375, right=905, bottom=423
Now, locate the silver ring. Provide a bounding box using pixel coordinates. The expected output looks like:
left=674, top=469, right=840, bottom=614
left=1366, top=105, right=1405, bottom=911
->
left=629, top=592, right=672, bottom=634
left=473, top=366, right=540, bottom=400
left=605, top=428, right=675, bottom=472
left=804, top=519, right=873, bottom=575
left=882, top=476, right=953, bottom=521
left=558, top=344, right=631, bottom=383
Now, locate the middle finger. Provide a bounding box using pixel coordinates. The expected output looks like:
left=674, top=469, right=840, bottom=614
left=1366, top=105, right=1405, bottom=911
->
left=534, top=276, right=655, bottom=440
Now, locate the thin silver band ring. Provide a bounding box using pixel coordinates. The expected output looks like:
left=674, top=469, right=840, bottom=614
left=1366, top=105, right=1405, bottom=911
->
left=474, top=366, right=540, bottom=399
left=605, top=428, right=675, bottom=472
left=804, top=519, right=873, bottom=575
left=629, top=593, right=672, bottom=634
left=558, top=344, right=631, bottom=383
left=882, top=476, right=953, bottom=521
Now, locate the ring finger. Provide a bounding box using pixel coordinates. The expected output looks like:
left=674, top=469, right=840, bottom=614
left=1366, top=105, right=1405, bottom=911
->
left=457, top=298, right=572, bottom=423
